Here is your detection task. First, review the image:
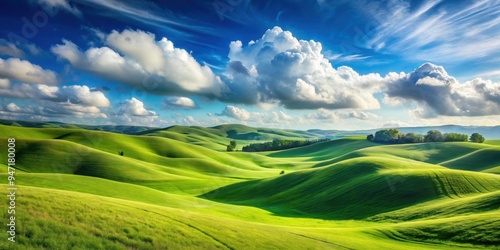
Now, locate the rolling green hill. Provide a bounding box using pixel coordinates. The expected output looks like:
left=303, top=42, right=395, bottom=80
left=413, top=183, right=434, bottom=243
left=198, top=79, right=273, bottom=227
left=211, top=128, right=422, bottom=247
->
left=0, top=123, right=499, bottom=249
left=204, top=157, right=500, bottom=219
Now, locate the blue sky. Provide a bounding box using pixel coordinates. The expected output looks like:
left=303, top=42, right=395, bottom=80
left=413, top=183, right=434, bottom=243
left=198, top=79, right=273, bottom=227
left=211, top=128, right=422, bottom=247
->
left=0, top=0, right=499, bottom=130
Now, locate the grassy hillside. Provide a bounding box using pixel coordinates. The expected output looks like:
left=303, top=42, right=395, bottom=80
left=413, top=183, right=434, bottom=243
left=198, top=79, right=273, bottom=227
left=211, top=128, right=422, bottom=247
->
left=205, top=157, right=500, bottom=219
left=1, top=185, right=493, bottom=249
left=0, top=123, right=499, bottom=249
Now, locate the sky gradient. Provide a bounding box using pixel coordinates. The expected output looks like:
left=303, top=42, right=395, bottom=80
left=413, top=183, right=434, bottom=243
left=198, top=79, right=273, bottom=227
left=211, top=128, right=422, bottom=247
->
left=0, top=0, right=499, bottom=130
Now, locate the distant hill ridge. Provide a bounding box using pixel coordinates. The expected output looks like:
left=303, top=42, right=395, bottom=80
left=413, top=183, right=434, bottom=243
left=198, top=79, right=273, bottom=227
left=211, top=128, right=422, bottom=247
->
left=1, top=119, right=500, bottom=139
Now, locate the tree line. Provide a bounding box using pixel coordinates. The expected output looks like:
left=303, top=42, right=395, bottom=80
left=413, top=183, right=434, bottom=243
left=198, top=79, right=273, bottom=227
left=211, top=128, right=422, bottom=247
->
left=367, top=129, right=485, bottom=144
left=242, top=138, right=330, bottom=152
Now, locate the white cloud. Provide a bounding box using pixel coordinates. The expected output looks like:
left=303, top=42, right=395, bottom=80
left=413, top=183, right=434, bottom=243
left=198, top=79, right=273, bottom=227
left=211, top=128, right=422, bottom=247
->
left=216, top=105, right=379, bottom=128
left=38, top=0, right=82, bottom=17
left=6, top=103, right=21, bottom=112
left=0, top=82, right=110, bottom=108
left=163, top=96, right=198, bottom=109
left=0, top=58, right=58, bottom=85
left=52, top=39, right=147, bottom=87
left=0, top=79, right=10, bottom=88
left=0, top=101, right=107, bottom=120
left=252, top=110, right=295, bottom=125
left=383, top=120, right=411, bottom=128
left=221, top=26, right=384, bottom=109
left=56, top=85, right=110, bottom=107
left=118, top=97, right=156, bottom=116
left=218, top=105, right=251, bottom=121
left=183, top=115, right=196, bottom=124
left=324, top=52, right=371, bottom=62
left=386, top=63, right=500, bottom=117
left=42, top=102, right=107, bottom=118
left=0, top=40, right=24, bottom=57
left=364, top=0, right=500, bottom=62
left=307, top=108, right=381, bottom=121
left=74, top=0, right=215, bottom=38
left=0, top=82, right=58, bottom=99
left=52, top=29, right=221, bottom=97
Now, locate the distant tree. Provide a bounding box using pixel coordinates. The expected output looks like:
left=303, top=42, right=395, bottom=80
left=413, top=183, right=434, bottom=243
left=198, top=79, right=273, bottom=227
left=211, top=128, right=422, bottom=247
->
left=469, top=133, right=485, bottom=143
left=367, top=134, right=374, bottom=141
left=374, top=129, right=399, bottom=143
left=227, top=140, right=237, bottom=151
left=279, top=170, right=285, bottom=175
left=242, top=138, right=330, bottom=152
left=443, top=133, right=468, bottom=142
left=398, top=132, right=424, bottom=143
left=118, top=151, right=124, bottom=156
left=424, top=130, right=444, bottom=142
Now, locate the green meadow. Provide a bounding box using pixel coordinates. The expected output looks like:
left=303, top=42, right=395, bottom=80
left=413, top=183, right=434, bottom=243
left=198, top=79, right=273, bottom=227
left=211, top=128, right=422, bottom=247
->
left=0, top=124, right=499, bottom=249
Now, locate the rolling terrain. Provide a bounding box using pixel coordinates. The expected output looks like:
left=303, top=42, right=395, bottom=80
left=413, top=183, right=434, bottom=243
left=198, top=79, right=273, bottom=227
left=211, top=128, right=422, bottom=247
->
left=0, top=123, right=499, bottom=249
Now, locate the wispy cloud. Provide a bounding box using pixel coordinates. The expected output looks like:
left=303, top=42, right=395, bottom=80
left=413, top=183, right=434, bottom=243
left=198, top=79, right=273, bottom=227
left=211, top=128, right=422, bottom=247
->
left=325, top=52, right=371, bottom=62
left=77, top=0, right=218, bottom=38
left=362, top=0, right=500, bottom=63
left=38, top=0, right=82, bottom=17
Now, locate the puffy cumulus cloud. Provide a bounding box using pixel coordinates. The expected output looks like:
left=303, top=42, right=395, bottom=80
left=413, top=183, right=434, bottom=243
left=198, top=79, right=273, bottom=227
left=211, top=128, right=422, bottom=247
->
left=386, top=63, right=500, bottom=117
left=220, top=26, right=383, bottom=109
left=0, top=103, right=38, bottom=120
left=110, top=99, right=167, bottom=127
left=5, top=103, right=21, bottom=112
left=0, top=83, right=110, bottom=107
left=220, top=107, right=294, bottom=124
left=118, top=98, right=157, bottom=116
left=0, top=101, right=107, bottom=120
left=215, top=106, right=288, bottom=127
left=182, top=115, right=196, bottom=125
left=163, top=96, right=198, bottom=109
left=0, top=83, right=58, bottom=99
left=0, top=58, right=58, bottom=85
left=51, top=39, right=146, bottom=87
left=42, top=102, right=107, bottom=118
left=52, top=29, right=221, bottom=97
left=56, top=85, right=110, bottom=107
left=218, top=105, right=251, bottom=121
left=0, top=81, right=110, bottom=122
left=307, top=108, right=381, bottom=121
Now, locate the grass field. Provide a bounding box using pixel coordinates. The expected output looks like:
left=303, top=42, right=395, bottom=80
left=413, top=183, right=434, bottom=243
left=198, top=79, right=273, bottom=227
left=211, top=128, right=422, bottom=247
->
left=0, top=124, right=499, bottom=249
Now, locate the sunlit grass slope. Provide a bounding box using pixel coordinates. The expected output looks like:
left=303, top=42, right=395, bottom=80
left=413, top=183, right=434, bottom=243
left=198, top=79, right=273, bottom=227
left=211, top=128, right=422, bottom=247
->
left=1, top=184, right=491, bottom=250
left=267, top=136, right=377, bottom=160
left=142, top=124, right=323, bottom=151
left=0, top=185, right=340, bottom=250
left=314, top=141, right=500, bottom=172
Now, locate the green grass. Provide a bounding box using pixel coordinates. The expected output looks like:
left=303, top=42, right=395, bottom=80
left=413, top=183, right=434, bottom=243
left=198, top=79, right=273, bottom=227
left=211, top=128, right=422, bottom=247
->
left=267, top=136, right=376, bottom=160
left=0, top=124, right=499, bottom=249
left=1, top=185, right=491, bottom=250
left=440, top=148, right=500, bottom=172
left=367, top=191, right=500, bottom=222
left=389, top=212, right=500, bottom=246
left=205, top=156, right=500, bottom=219
left=484, top=139, right=500, bottom=146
